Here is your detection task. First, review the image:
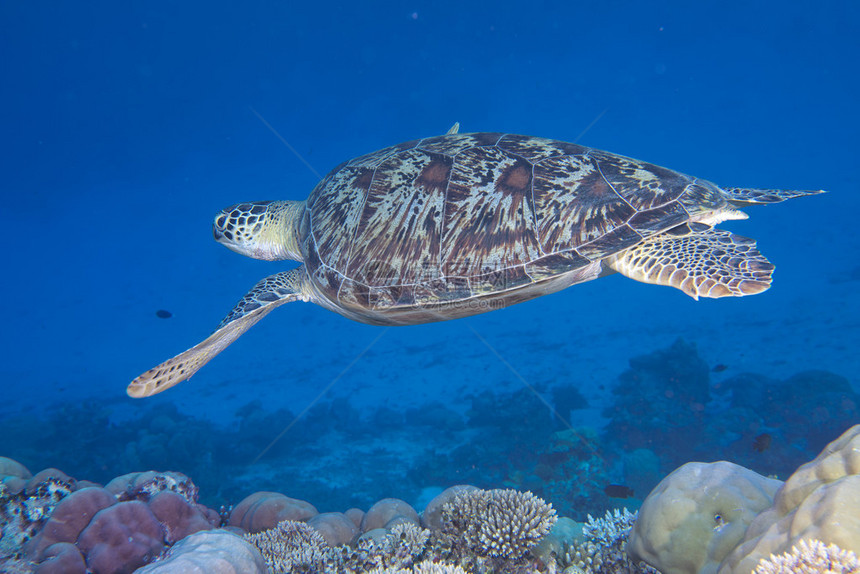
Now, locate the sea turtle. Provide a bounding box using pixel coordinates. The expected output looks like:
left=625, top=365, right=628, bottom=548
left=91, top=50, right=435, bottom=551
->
left=128, top=127, right=822, bottom=397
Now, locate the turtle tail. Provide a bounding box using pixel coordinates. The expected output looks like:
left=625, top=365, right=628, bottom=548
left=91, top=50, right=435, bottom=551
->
left=722, top=187, right=826, bottom=206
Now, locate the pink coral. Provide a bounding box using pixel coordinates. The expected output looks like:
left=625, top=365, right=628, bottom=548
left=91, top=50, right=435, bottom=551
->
left=77, top=500, right=165, bottom=574
left=105, top=471, right=198, bottom=504
left=32, top=542, right=87, bottom=574
left=26, top=487, right=116, bottom=560
left=147, top=490, right=215, bottom=544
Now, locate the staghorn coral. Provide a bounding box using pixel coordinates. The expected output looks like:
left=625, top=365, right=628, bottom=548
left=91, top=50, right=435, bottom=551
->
left=441, top=488, right=557, bottom=562
left=390, top=523, right=431, bottom=558
left=754, top=539, right=860, bottom=574
left=559, top=509, right=659, bottom=574
left=363, top=561, right=469, bottom=574
left=244, top=518, right=332, bottom=573
left=421, top=486, right=479, bottom=532
left=339, top=522, right=432, bottom=572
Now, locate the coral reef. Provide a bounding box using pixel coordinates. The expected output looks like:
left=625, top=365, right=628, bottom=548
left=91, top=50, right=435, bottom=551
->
left=244, top=519, right=331, bottom=573
left=76, top=500, right=165, bottom=573
left=629, top=425, right=860, bottom=574
left=719, top=424, right=860, bottom=574
left=534, top=510, right=659, bottom=574
left=362, top=498, right=421, bottom=532
left=439, top=488, right=557, bottom=563
left=134, top=530, right=267, bottom=574
left=309, top=512, right=361, bottom=547
left=228, top=491, right=318, bottom=533
left=106, top=471, right=199, bottom=504
left=235, top=487, right=556, bottom=574
left=0, top=472, right=75, bottom=564
left=603, top=338, right=711, bottom=470
left=26, top=487, right=116, bottom=559
left=628, top=461, right=781, bottom=574
left=753, top=539, right=860, bottom=574
left=2, top=339, right=857, bottom=574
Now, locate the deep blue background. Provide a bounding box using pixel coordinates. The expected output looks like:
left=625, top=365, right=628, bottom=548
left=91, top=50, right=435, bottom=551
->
left=1, top=1, right=858, bottom=494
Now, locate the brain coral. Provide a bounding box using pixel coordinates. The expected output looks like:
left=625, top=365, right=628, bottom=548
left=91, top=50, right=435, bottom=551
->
left=628, top=461, right=782, bottom=574
left=718, top=424, right=860, bottom=574
left=753, top=539, right=860, bottom=574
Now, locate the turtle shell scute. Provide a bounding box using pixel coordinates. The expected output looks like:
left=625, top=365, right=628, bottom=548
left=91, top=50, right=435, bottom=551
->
left=301, top=133, right=705, bottom=309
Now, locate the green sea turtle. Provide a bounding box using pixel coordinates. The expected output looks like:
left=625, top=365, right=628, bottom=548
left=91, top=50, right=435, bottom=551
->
left=128, top=127, right=823, bottom=397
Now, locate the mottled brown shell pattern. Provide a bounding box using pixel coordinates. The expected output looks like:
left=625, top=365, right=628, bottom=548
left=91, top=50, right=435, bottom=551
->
left=301, top=133, right=724, bottom=311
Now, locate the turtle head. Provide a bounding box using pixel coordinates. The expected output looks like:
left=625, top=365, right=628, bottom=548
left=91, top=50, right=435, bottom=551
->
left=213, top=200, right=304, bottom=261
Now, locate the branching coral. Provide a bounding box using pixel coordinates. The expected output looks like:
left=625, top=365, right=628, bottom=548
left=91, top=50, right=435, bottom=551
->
left=562, top=509, right=659, bottom=574
left=244, top=519, right=332, bottom=573
left=363, top=561, right=469, bottom=574
left=345, top=522, right=433, bottom=571
left=754, top=539, right=860, bottom=574
left=441, top=488, right=557, bottom=561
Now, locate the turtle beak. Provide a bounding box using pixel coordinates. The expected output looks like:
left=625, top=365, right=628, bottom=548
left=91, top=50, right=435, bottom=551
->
left=213, top=225, right=224, bottom=242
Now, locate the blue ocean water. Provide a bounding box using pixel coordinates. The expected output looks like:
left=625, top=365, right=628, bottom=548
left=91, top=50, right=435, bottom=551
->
left=1, top=0, right=858, bottom=526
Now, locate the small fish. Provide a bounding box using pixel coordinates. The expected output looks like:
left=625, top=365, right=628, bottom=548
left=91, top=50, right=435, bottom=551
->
left=604, top=484, right=635, bottom=499
left=155, top=309, right=173, bottom=319
left=712, top=364, right=728, bottom=372
left=752, top=432, right=772, bottom=453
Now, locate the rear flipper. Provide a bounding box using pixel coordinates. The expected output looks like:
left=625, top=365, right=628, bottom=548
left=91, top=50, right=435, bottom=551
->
left=608, top=224, right=774, bottom=300
left=127, top=267, right=308, bottom=398
left=722, top=187, right=825, bottom=206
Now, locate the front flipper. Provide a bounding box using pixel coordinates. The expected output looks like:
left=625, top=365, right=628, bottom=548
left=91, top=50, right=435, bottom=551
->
left=608, top=224, right=774, bottom=300
left=127, top=267, right=309, bottom=398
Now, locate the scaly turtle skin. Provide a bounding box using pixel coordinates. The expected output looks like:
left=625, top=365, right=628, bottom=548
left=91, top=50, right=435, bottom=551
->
left=128, top=128, right=823, bottom=397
